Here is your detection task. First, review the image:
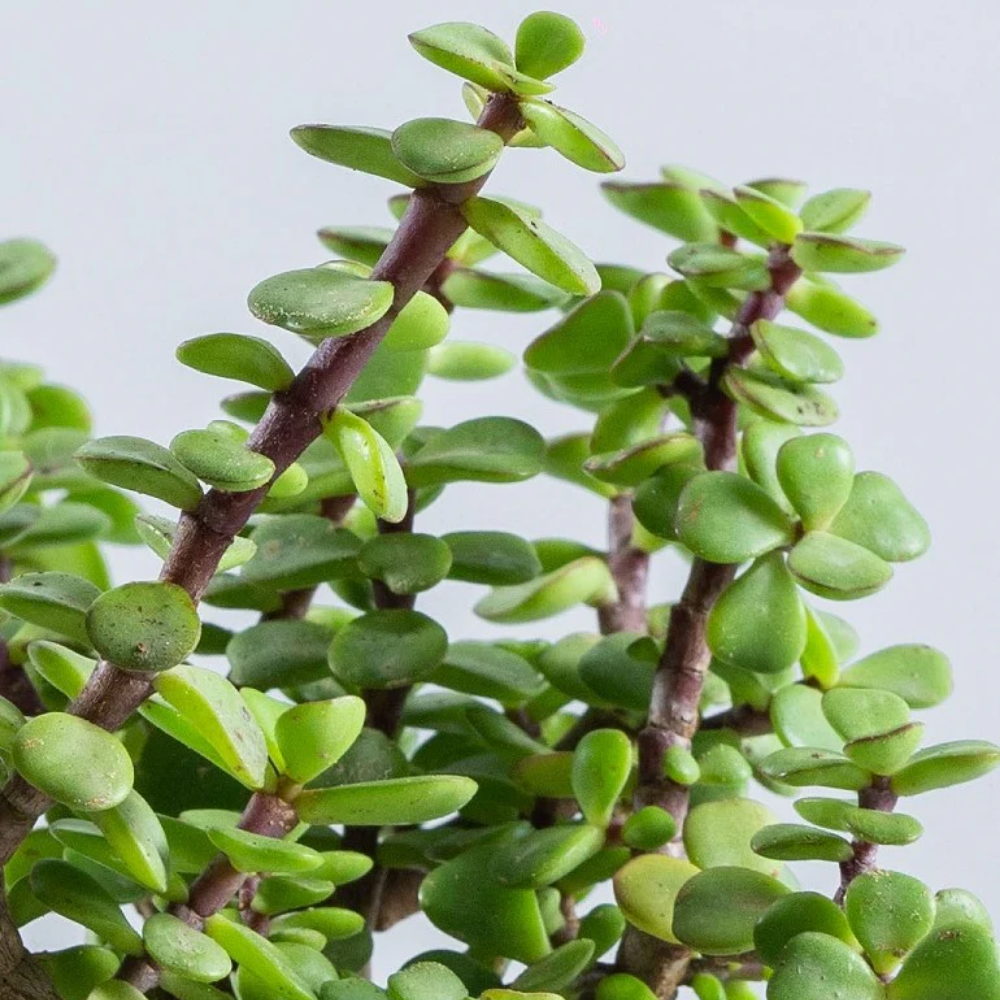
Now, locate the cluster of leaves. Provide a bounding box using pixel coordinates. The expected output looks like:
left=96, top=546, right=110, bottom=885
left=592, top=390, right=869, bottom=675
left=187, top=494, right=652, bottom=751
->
left=0, top=12, right=998, bottom=1000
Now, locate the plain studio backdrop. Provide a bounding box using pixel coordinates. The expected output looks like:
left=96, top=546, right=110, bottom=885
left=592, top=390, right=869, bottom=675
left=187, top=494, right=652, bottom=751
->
left=2, top=0, right=999, bottom=982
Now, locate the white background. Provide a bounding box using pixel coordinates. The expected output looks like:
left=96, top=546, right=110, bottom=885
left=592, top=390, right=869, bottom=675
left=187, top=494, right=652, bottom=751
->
left=3, top=0, right=999, bottom=983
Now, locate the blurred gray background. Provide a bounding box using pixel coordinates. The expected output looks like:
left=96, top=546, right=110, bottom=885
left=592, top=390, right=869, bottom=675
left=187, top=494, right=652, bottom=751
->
left=3, top=0, right=998, bottom=982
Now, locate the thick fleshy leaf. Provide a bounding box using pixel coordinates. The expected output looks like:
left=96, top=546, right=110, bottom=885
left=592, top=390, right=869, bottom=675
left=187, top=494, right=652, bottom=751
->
left=407, top=417, right=545, bottom=487
left=274, top=697, right=366, bottom=784
left=699, top=189, right=775, bottom=248
left=392, top=118, right=503, bottom=184
left=668, top=243, right=769, bottom=290
left=92, top=791, right=169, bottom=893
left=443, top=531, right=541, bottom=585
left=290, top=125, right=426, bottom=186
left=408, top=22, right=517, bottom=92
left=248, top=268, right=394, bottom=342
left=788, top=532, right=893, bottom=600
left=491, top=824, right=604, bottom=889
left=585, top=433, right=702, bottom=488
left=672, top=867, right=790, bottom=955
left=707, top=554, right=807, bottom=674
left=786, top=279, right=879, bottom=338
left=462, top=197, right=600, bottom=295
left=75, top=436, right=204, bottom=510
left=427, top=341, right=516, bottom=381
left=0, top=571, right=101, bottom=645
left=843, top=807, right=923, bottom=846
left=0, top=238, right=56, bottom=304
left=769, top=932, right=884, bottom=1000
left=441, top=269, right=568, bottom=312
left=358, top=533, right=452, bottom=594
left=613, top=854, right=699, bottom=944
left=846, top=871, right=935, bottom=976
left=754, top=892, right=858, bottom=966
left=171, top=427, right=274, bottom=492
left=684, top=798, right=783, bottom=877
left=228, top=620, right=336, bottom=688
left=892, top=740, right=1000, bottom=796
left=572, top=729, right=632, bottom=828
left=30, top=859, right=143, bottom=956
left=733, top=185, right=802, bottom=243
left=38, top=946, right=120, bottom=1000
left=432, top=641, right=544, bottom=704
left=207, top=826, right=322, bottom=875
left=621, top=807, right=676, bottom=852
left=838, top=644, right=952, bottom=709
left=792, top=233, right=905, bottom=273
left=242, top=515, right=361, bottom=589
left=87, top=581, right=201, bottom=672
left=632, top=463, right=702, bottom=541
left=421, top=839, right=551, bottom=963
left=776, top=433, right=854, bottom=531
left=13, top=713, right=133, bottom=811
left=759, top=747, right=871, bottom=790
left=296, top=774, right=477, bottom=825
left=521, top=100, right=624, bottom=173
left=577, top=632, right=653, bottom=711
left=752, top=320, right=844, bottom=385
left=136, top=513, right=255, bottom=574
left=0, top=452, right=33, bottom=514
left=888, top=922, right=1000, bottom=1000
left=771, top=684, right=843, bottom=750
left=800, top=188, right=871, bottom=233
left=176, top=334, right=294, bottom=392
left=475, top=556, right=616, bottom=623
left=144, top=913, right=232, bottom=983
left=154, top=664, right=268, bottom=789
left=515, top=12, right=585, bottom=78
left=676, top=471, right=796, bottom=563
left=751, top=823, right=853, bottom=862
left=830, top=472, right=930, bottom=563
left=723, top=368, right=839, bottom=426
left=318, top=226, right=393, bottom=267
left=601, top=181, right=718, bottom=242
left=328, top=609, right=447, bottom=689
left=822, top=687, right=910, bottom=742
left=526, top=291, right=634, bottom=376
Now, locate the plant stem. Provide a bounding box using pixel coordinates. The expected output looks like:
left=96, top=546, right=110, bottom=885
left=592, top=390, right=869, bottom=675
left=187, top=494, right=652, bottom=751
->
left=0, top=93, right=525, bottom=875
left=835, top=775, right=898, bottom=904
left=597, top=494, right=650, bottom=636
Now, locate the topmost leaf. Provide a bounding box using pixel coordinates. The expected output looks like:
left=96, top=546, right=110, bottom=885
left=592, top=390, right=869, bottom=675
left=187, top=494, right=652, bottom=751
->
left=0, top=238, right=56, bottom=306
left=409, top=22, right=517, bottom=91
left=515, top=12, right=585, bottom=79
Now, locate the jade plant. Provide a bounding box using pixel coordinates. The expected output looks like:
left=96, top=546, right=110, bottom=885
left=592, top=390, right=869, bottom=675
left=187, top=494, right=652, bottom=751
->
left=0, top=12, right=997, bottom=1000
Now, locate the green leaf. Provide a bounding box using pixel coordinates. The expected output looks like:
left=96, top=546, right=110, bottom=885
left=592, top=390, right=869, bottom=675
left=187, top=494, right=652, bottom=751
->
left=600, top=182, right=718, bottom=242
left=92, top=791, right=169, bottom=894
left=248, top=268, right=394, bottom=342
left=441, top=269, right=568, bottom=312
left=800, top=188, right=871, bottom=233
left=474, top=556, right=616, bottom=623
left=0, top=571, right=101, bottom=645
left=491, top=824, right=604, bottom=889
left=752, top=320, right=844, bottom=385
left=888, top=922, right=1000, bottom=1000
left=723, top=368, right=839, bottom=426
left=328, top=609, right=447, bottom=689
left=296, top=774, right=477, bottom=826
left=515, top=12, right=585, bottom=78
left=676, top=471, right=796, bottom=563
left=408, top=22, right=517, bottom=92
left=176, top=334, right=294, bottom=391
left=154, top=664, right=268, bottom=789
left=0, top=452, right=33, bottom=515
left=228, top=620, right=336, bottom=688
left=846, top=871, right=935, bottom=975
left=771, top=684, right=843, bottom=750
left=242, top=514, right=361, bottom=589
left=699, top=189, right=775, bottom=248
left=391, top=118, right=503, bottom=184
left=207, top=826, right=322, bottom=875
left=822, top=687, right=910, bottom=742
left=432, top=641, right=544, bottom=704
left=769, top=932, right=884, bottom=1000
left=420, top=839, right=551, bottom=963
left=932, top=889, right=994, bottom=933
left=632, top=463, right=703, bottom=540
left=842, top=807, right=923, bottom=846
left=521, top=100, right=624, bottom=173
left=668, top=243, right=770, bottom=290
left=759, top=747, right=871, bottom=790
left=733, top=185, right=803, bottom=243
left=317, top=225, right=393, bottom=267
left=170, top=427, right=274, bottom=492
left=621, top=807, right=676, bottom=852
left=584, top=433, right=703, bottom=488
left=442, top=531, right=541, bottom=585
left=406, top=416, right=545, bottom=487
left=427, top=341, right=516, bottom=381
left=144, top=913, right=232, bottom=983
left=136, top=513, right=256, bottom=573
left=786, top=279, right=879, bottom=338
left=575, top=633, right=652, bottom=711
left=572, top=729, right=632, bottom=828
left=830, top=472, right=930, bottom=562
left=792, top=233, right=905, bottom=273
left=87, top=581, right=201, bottom=672
left=683, top=798, right=783, bottom=876
left=672, top=866, right=789, bottom=955
left=358, top=533, right=453, bottom=594
left=39, top=946, right=119, bottom=1000
left=707, top=553, right=807, bottom=674
left=30, top=859, right=143, bottom=956
left=776, top=432, right=854, bottom=531
left=525, top=291, right=634, bottom=375
left=750, top=823, right=853, bottom=862
left=13, top=712, right=132, bottom=810
left=387, top=962, right=467, bottom=1000
left=838, top=644, right=952, bottom=709
left=290, top=125, right=427, bottom=186
left=892, top=740, right=1000, bottom=796
left=0, top=238, right=56, bottom=304
left=462, top=197, right=600, bottom=295
left=754, top=892, right=858, bottom=966
left=274, top=697, right=367, bottom=784
left=788, top=532, right=893, bottom=600
left=75, top=436, right=204, bottom=510
left=612, top=854, right=699, bottom=944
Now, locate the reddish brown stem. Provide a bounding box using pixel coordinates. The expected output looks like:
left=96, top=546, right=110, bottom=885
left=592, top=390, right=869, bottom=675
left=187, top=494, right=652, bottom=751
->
left=597, top=494, right=651, bottom=636
left=835, top=776, right=898, bottom=904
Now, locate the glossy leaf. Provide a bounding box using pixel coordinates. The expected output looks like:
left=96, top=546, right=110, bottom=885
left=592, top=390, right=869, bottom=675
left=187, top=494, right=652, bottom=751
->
left=751, top=822, right=853, bottom=862
left=408, top=22, right=517, bottom=92
left=228, top=619, right=335, bottom=688
left=521, top=100, right=624, bottom=173
left=759, top=747, right=871, bottom=790
left=613, top=854, right=700, bottom=944
left=830, top=472, right=930, bottom=563
left=838, top=644, right=952, bottom=709
left=800, top=188, right=871, bottom=233
left=491, top=824, right=604, bottom=888
left=392, top=118, right=503, bottom=184
left=788, top=532, right=893, bottom=600
left=515, top=12, right=585, bottom=78
left=207, top=826, right=322, bottom=875
left=427, top=341, right=516, bottom=381
left=144, top=913, right=232, bottom=983
left=136, top=513, right=256, bottom=574
left=443, top=531, right=541, bottom=585
left=0, top=571, right=101, bottom=645
left=241, top=513, right=361, bottom=589
left=359, top=533, right=453, bottom=594
left=92, top=791, right=169, bottom=893
left=668, top=243, right=769, bottom=290
left=786, top=279, right=879, bottom=338
left=526, top=291, right=634, bottom=376
left=290, top=125, right=426, bottom=186
left=171, top=426, right=274, bottom=492
left=753, top=320, right=844, bottom=385
left=572, top=729, right=632, bottom=827
left=892, top=740, right=1000, bottom=795
left=441, top=269, right=568, bottom=312
left=274, top=697, right=367, bottom=784
left=754, top=891, right=857, bottom=966
left=601, top=181, right=718, bottom=242
left=432, top=641, right=544, bottom=704
left=723, top=368, right=839, bottom=426
left=769, top=932, right=884, bottom=1000
left=176, top=334, right=294, bottom=391
left=887, top=922, right=1000, bottom=1000
left=684, top=798, right=783, bottom=876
